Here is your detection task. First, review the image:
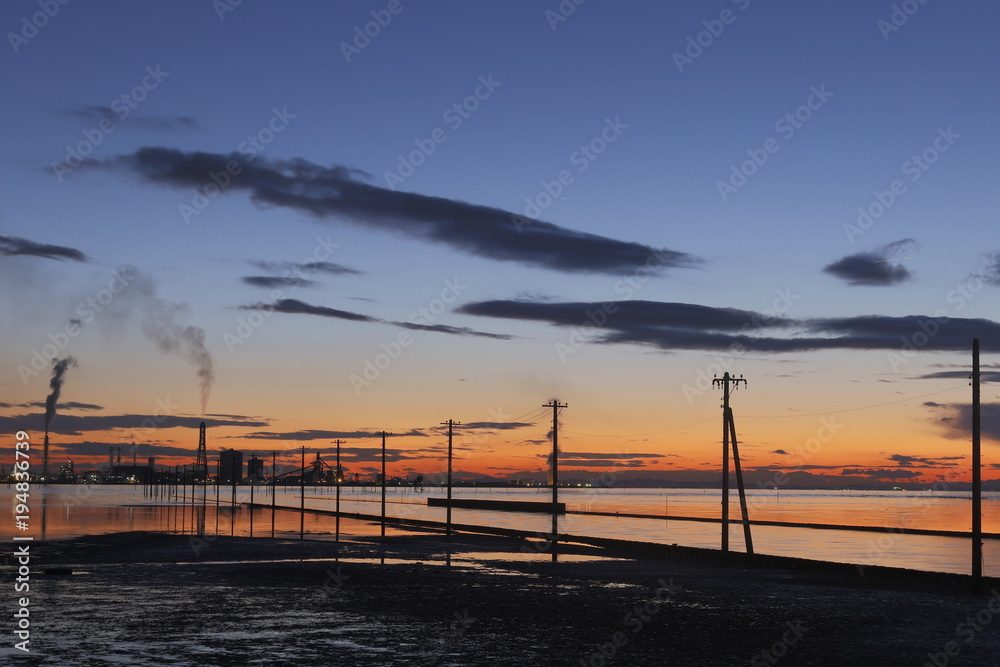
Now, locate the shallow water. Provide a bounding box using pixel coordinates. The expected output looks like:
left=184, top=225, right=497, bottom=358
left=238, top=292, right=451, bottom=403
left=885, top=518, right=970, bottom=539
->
left=7, top=484, right=998, bottom=575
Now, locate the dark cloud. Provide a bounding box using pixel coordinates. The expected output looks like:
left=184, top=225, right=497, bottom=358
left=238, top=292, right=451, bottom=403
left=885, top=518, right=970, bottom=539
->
left=457, top=421, right=536, bottom=431
left=240, top=298, right=511, bottom=339
left=458, top=298, right=1000, bottom=353
left=242, top=429, right=427, bottom=440
left=59, top=105, right=200, bottom=131
left=910, top=370, right=1000, bottom=383
left=249, top=259, right=361, bottom=276
left=0, top=235, right=88, bottom=262
left=823, top=239, right=916, bottom=286
left=88, top=147, right=701, bottom=274
left=934, top=402, right=1000, bottom=442
left=22, top=401, right=103, bottom=411
left=840, top=468, right=925, bottom=480
left=887, top=453, right=962, bottom=467
left=242, top=298, right=377, bottom=323
left=242, top=276, right=319, bottom=289
left=396, top=322, right=512, bottom=340
left=0, top=413, right=267, bottom=436
left=770, top=449, right=788, bottom=455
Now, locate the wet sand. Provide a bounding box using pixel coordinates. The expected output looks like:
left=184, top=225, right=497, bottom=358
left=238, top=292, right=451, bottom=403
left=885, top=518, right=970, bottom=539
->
left=6, top=529, right=1000, bottom=665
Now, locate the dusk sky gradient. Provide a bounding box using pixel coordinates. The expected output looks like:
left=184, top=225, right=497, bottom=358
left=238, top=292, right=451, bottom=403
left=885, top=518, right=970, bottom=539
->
left=2, top=0, right=999, bottom=486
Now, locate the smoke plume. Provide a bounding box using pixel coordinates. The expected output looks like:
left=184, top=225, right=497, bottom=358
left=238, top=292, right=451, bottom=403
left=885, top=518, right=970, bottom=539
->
left=130, top=270, right=214, bottom=413
left=45, top=357, right=77, bottom=433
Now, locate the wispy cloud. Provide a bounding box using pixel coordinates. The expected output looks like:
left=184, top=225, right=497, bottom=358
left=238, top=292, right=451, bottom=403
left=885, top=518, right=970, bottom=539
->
left=59, top=105, right=200, bottom=131
left=240, top=298, right=512, bottom=339
left=0, top=235, right=88, bottom=262
left=823, top=238, right=916, bottom=286
left=88, top=147, right=701, bottom=275
left=242, top=276, right=319, bottom=289
left=249, top=259, right=361, bottom=276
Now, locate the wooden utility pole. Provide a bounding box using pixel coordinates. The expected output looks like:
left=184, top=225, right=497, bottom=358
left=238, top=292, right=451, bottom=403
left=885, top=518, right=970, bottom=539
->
left=381, top=431, right=388, bottom=538
left=712, top=373, right=751, bottom=564
left=335, top=439, right=343, bottom=544
left=442, top=420, right=459, bottom=536
left=544, top=400, right=567, bottom=561
left=300, top=446, right=305, bottom=540
left=972, top=338, right=983, bottom=592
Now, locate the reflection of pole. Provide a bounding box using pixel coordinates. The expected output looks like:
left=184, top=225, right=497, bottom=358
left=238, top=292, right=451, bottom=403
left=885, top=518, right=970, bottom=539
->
left=249, top=455, right=255, bottom=537
left=972, top=338, right=983, bottom=592
left=728, top=408, right=754, bottom=555
left=543, top=401, right=567, bottom=562
left=335, top=440, right=343, bottom=543
left=300, top=447, right=305, bottom=540
left=381, top=431, right=387, bottom=539
left=713, top=373, right=747, bottom=565
left=271, top=451, right=276, bottom=538
left=442, top=420, right=459, bottom=536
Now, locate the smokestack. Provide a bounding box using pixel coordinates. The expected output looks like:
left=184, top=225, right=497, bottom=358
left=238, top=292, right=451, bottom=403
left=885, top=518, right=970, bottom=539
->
left=43, top=433, right=49, bottom=477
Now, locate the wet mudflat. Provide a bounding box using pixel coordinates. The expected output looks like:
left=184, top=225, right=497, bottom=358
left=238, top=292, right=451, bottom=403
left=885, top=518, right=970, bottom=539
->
left=6, top=530, right=1000, bottom=665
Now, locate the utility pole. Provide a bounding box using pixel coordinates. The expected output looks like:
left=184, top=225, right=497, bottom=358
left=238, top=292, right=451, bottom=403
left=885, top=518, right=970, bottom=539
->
left=544, top=400, right=567, bottom=562
left=442, top=420, right=459, bottom=536
left=300, top=446, right=305, bottom=540
left=712, top=372, right=752, bottom=564
left=334, top=439, right=343, bottom=544
left=972, top=338, right=982, bottom=592
left=381, top=431, right=388, bottom=539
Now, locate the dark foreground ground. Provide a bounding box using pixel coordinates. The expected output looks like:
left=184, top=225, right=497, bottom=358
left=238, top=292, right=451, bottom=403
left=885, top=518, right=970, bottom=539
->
left=3, top=530, right=1000, bottom=666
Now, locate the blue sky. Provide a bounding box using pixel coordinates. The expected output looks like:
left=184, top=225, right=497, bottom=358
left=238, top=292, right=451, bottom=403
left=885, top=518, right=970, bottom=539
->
left=2, top=0, right=999, bottom=484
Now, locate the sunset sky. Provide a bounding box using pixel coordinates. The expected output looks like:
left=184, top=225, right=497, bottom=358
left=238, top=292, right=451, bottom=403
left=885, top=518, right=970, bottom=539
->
left=2, top=0, right=998, bottom=487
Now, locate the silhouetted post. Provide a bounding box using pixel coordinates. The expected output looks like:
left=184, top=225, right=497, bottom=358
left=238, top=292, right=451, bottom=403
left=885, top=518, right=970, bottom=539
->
left=544, top=401, right=567, bottom=562
left=381, top=431, right=388, bottom=539
left=972, top=338, right=983, bottom=592
left=442, top=420, right=459, bottom=536
left=300, top=446, right=305, bottom=540
left=332, top=440, right=341, bottom=543
left=713, top=373, right=747, bottom=565
left=271, top=451, right=276, bottom=538
left=728, top=408, right=754, bottom=555
left=249, top=454, right=255, bottom=537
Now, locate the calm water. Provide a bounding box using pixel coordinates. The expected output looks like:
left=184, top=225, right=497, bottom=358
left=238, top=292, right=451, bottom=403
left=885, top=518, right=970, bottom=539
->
left=8, top=484, right=998, bottom=576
